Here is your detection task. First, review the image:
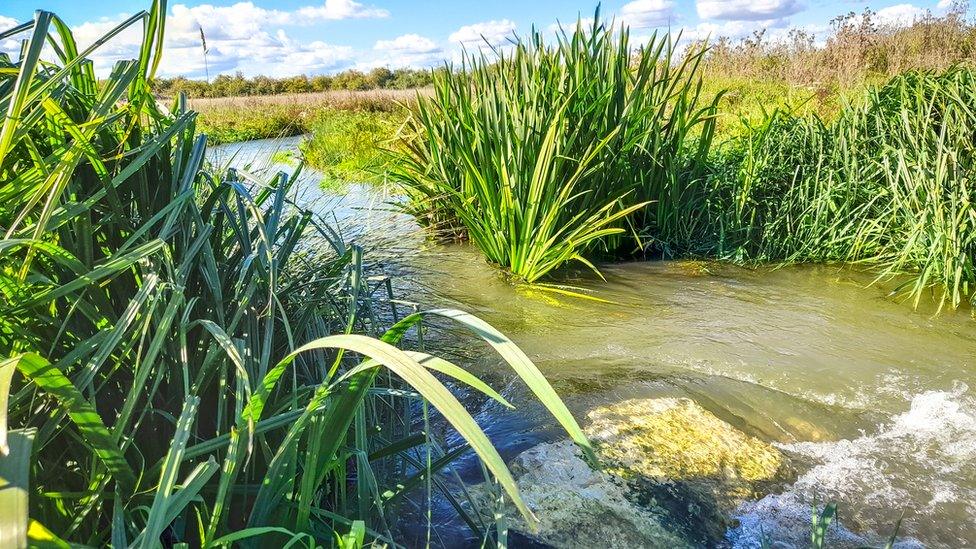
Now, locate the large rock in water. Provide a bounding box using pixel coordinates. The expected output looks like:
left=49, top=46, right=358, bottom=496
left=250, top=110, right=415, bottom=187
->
left=488, top=397, right=788, bottom=548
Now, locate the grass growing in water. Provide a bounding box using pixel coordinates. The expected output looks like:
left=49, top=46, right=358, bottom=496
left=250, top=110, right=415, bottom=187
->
left=299, top=108, right=405, bottom=184
left=0, top=4, right=592, bottom=546
left=392, top=12, right=719, bottom=283
left=707, top=68, right=976, bottom=309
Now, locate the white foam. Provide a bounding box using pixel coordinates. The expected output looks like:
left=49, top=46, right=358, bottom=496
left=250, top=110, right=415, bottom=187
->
left=728, top=384, right=976, bottom=547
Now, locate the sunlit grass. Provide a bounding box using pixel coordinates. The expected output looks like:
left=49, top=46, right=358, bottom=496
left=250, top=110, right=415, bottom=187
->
left=391, top=11, right=720, bottom=282
left=0, top=3, right=592, bottom=546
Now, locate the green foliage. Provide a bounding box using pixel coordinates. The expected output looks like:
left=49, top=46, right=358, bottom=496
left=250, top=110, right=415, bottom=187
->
left=154, top=67, right=437, bottom=98
left=706, top=68, right=976, bottom=309
left=299, top=108, right=404, bottom=184
left=0, top=4, right=591, bottom=547
left=392, top=12, right=719, bottom=282
left=197, top=102, right=308, bottom=143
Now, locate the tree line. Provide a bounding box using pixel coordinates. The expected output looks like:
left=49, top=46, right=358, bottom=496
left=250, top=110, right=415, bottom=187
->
left=152, top=66, right=440, bottom=98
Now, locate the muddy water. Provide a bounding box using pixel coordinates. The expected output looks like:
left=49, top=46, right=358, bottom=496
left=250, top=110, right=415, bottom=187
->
left=214, top=137, right=976, bottom=547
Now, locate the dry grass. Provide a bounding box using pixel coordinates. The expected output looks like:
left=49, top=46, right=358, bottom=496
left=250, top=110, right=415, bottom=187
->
left=701, top=4, right=976, bottom=89
left=187, top=88, right=428, bottom=113
left=184, top=88, right=425, bottom=143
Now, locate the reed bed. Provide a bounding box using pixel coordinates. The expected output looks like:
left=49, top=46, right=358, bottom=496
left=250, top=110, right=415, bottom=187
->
left=391, top=12, right=720, bottom=283
left=707, top=68, right=976, bottom=309
left=0, top=3, right=590, bottom=547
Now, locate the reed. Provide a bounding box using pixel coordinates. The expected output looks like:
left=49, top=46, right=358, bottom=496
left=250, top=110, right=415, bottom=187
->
left=0, top=3, right=591, bottom=546
left=707, top=68, right=976, bottom=309
left=391, top=11, right=720, bottom=283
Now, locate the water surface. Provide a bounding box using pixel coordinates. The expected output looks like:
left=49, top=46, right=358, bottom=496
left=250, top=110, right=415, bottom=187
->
left=213, top=137, right=976, bottom=548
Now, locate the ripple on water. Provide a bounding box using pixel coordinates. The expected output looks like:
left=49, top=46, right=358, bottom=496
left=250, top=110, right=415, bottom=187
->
left=729, top=384, right=976, bottom=548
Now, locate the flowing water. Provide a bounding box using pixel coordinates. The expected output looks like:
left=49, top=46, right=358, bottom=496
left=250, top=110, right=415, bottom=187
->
left=214, top=137, right=976, bottom=548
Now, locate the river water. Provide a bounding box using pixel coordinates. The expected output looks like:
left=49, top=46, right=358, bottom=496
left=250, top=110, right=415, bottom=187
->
left=213, top=136, right=976, bottom=548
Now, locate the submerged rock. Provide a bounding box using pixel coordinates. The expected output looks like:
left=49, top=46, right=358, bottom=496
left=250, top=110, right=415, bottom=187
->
left=500, top=440, right=691, bottom=548
left=586, top=398, right=788, bottom=545
left=476, top=397, right=789, bottom=547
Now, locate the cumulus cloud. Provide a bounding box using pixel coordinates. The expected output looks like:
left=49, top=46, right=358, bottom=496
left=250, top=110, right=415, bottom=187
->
left=64, top=2, right=362, bottom=78
left=449, top=19, right=517, bottom=48
left=874, top=4, right=927, bottom=27
left=697, top=0, right=804, bottom=21
left=679, top=17, right=789, bottom=42
left=620, top=0, right=675, bottom=29
left=295, top=0, right=389, bottom=21
left=0, top=15, right=24, bottom=56
left=372, top=33, right=443, bottom=67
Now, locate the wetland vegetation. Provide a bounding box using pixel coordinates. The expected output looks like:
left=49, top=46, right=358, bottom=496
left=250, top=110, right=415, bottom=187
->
left=2, top=1, right=976, bottom=548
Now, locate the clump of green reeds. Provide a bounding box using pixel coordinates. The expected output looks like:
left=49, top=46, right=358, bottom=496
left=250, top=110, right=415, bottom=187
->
left=0, top=3, right=592, bottom=546
left=392, top=11, right=719, bottom=283
left=708, top=67, right=976, bottom=309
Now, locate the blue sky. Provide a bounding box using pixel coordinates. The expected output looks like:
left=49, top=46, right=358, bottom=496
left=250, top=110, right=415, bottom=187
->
left=0, top=0, right=954, bottom=78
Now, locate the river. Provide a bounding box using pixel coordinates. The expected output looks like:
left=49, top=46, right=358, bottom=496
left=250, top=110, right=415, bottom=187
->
left=213, top=136, right=976, bottom=548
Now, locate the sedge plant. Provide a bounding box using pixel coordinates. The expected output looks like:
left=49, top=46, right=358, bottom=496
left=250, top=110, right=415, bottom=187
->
left=392, top=11, right=720, bottom=283
left=0, top=3, right=593, bottom=547
left=708, top=67, right=976, bottom=310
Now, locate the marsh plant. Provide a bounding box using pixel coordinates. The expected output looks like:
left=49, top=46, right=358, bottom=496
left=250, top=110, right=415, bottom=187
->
left=0, top=3, right=592, bottom=547
left=708, top=68, right=976, bottom=309
left=392, top=11, right=720, bottom=283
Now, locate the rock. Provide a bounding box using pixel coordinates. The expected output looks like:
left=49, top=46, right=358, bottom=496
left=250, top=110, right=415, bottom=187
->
left=584, top=398, right=788, bottom=545
left=488, top=440, right=692, bottom=548
left=474, top=397, right=789, bottom=548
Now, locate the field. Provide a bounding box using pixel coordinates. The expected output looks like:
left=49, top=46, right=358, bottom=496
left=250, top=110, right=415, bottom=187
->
left=187, top=89, right=419, bottom=143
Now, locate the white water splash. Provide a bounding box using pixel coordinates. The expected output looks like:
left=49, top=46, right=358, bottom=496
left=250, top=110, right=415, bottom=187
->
left=728, top=384, right=976, bottom=548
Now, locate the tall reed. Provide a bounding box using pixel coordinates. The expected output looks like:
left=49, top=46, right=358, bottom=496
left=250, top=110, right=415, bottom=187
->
left=392, top=12, right=719, bottom=282
left=0, top=3, right=591, bottom=546
left=708, top=68, right=976, bottom=309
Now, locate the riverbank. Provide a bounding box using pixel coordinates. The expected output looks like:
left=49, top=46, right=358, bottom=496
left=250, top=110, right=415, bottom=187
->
left=187, top=88, right=420, bottom=143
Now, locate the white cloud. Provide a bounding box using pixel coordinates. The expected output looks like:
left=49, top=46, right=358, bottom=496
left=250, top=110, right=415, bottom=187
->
left=697, top=0, right=804, bottom=21
left=0, top=15, right=24, bottom=57
left=296, top=0, right=389, bottom=21
left=67, top=3, right=361, bottom=78
left=678, top=18, right=788, bottom=42
left=372, top=34, right=443, bottom=68
left=0, top=15, right=18, bottom=30
left=449, top=19, right=517, bottom=48
left=874, top=4, right=927, bottom=27
left=375, top=34, right=439, bottom=53
left=620, top=0, right=675, bottom=29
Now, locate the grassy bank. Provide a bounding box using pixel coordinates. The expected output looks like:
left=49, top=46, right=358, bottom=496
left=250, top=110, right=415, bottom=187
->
left=299, top=108, right=406, bottom=185
left=0, top=4, right=590, bottom=547
left=189, top=88, right=419, bottom=143
left=701, top=4, right=976, bottom=133
left=705, top=68, right=976, bottom=310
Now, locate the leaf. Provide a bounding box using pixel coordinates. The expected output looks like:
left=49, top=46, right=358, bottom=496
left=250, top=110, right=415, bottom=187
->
left=8, top=353, right=136, bottom=492
left=0, top=429, right=35, bottom=549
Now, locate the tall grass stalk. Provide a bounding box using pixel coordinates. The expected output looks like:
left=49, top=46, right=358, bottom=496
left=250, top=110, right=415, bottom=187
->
left=0, top=4, right=591, bottom=546
left=392, top=12, right=719, bottom=282
left=708, top=68, right=976, bottom=309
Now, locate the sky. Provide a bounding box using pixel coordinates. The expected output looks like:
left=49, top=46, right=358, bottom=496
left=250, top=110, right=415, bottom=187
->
left=0, top=0, right=958, bottom=79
